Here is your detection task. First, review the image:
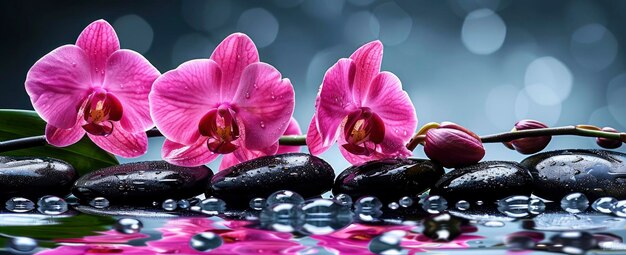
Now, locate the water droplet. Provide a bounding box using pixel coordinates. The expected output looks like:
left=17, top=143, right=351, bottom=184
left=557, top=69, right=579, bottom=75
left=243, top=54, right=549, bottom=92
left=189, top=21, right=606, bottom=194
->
left=354, top=196, right=383, bottom=221
left=249, top=197, right=266, bottom=210
left=266, top=190, right=304, bottom=207
left=71, top=62, right=77, bottom=67
left=178, top=199, right=191, bottom=209
left=422, top=213, right=462, bottom=242
left=8, top=237, right=37, bottom=253
left=301, top=199, right=353, bottom=235
left=560, top=192, right=589, bottom=214
left=481, top=220, right=505, bottom=227
left=260, top=203, right=305, bottom=232
left=592, top=197, right=617, bottom=214
left=334, top=193, right=353, bottom=207
left=5, top=197, right=35, bottom=213
left=245, top=92, right=250, bottom=99
left=89, top=197, right=110, bottom=209
left=421, top=195, right=448, bottom=214
left=388, top=202, right=400, bottom=210
left=497, top=195, right=530, bottom=217
left=368, top=230, right=406, bottom=254
left=529, top=198, right=546, bottom=215
left=611, top=200, right=626, bottom=217
left=190, top=232, right=223, bottom=252
left=455, top=200, right=470, bottom=211
left=114, top=218, right=143, bottom=234
left=476, top=200, right=484, bottom=206
left=162, top=199, right=178, bottom=211
left=260, top=121, right=265, bottom=128
left=399, top=196, right=413, bottom=208
left=199, top=197, right=226, bottom=215
left=37, top=195, right=68, bottom=215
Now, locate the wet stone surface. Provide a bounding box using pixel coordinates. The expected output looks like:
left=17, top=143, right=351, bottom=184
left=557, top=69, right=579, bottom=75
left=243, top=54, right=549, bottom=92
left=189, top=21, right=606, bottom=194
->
left=430, top=161, right=533, bottom=203
left=210, top=153, right=335, bottom=207
left=72, top=161, right=212, bottom=205
left=521, top=150, right=626, bottom=202
left=0, top=156, right=77, bottom=200
left=333, top=158, right=444, bottom=203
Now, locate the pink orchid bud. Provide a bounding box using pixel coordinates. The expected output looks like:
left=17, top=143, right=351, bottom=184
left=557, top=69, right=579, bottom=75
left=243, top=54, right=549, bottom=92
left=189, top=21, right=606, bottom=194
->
left=424, top=122, right=485, bottom=168
left=596, top=127, right=622, bottom=149
left=509, top=120, right=551, bottom=154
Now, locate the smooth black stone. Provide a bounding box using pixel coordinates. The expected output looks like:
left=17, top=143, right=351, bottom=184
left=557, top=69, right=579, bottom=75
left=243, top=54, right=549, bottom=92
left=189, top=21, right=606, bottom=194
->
left=430, top=161, right=533, bottom=203
left=72, top=161, right=212, bottom=204
left=210, top=153, right=334, bottom=207
left=0, top=156, right=77, bottom=200
left=520, top=149, right=626, bottom=201
left=333, top=158, right=444, bottom=203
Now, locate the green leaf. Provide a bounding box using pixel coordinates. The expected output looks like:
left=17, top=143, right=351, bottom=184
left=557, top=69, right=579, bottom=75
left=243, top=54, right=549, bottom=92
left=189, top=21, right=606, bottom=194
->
left=0, top=109, right=118, bottom=175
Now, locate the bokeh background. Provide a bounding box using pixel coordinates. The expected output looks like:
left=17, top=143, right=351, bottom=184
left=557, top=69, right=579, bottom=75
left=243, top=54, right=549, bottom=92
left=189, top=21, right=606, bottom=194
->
left=2, top=0, right=626, bottom=172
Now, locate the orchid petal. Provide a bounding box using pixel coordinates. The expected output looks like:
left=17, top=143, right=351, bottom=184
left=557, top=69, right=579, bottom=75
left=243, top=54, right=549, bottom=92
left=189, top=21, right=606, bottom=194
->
left=364, top=72, right=417, bottom=155
left=349, top=40, right=383, bottom=103
left=25, top=45, right=92, bottom=129
left=232, top=62, right=294, bottom=150
left=317, top=58, right=356, bottom=146
left=337, top=133, right=389, bottom=165
left=277, top=117, right=302, bottom=154
left=210, top=33, right=259, bottom=100
left=305, top=115, right=332, bottom=155
left=149, top=59, right=222, bottom=145
left=162, top=138, right=218, bottom=167
left=75, top=19, right=120, bottom=85
left=87, top=122, right=147, bottom=158
left=103, top=50, right=160, bottom=133
left=45, top=124, right=85, bottom=147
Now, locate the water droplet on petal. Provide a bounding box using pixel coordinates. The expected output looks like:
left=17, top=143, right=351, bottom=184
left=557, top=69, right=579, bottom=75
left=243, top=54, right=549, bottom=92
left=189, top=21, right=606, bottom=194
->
left=260, top=121, right=265, bottom=128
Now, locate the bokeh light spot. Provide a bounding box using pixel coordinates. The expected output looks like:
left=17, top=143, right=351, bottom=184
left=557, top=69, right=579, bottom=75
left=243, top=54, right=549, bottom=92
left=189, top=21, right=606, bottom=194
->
left=237, top=8, right=279, bottom=48
left=461, top=8, right=507, bottom=55
left=524, top=56, right=572, bottom=106
left=113, top=14, right=153, bottom=54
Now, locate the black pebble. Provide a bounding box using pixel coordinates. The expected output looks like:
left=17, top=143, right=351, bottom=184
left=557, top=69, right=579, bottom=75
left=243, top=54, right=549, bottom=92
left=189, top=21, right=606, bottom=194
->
left=0, top=156, right=77, bottom=200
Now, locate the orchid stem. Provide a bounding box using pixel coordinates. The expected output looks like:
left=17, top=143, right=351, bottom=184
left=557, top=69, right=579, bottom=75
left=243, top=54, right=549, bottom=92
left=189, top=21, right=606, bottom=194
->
left=0, top=125, right=623, bottom=154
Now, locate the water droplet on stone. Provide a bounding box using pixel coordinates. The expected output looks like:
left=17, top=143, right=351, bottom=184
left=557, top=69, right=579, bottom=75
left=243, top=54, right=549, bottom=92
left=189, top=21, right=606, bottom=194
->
left=190, top=232, right=223, bottom=252
left=560, top=192, right=589, bottom=214
left=199, top=197, right=226, bottom=215
left=455, top=200, right=470, bottom=211
left=37, top=195, right=68, bottom=215
left=421, top=195, right=448, bottom=214
left=89, top=197, right=110, bottom=209
left=260, top=203, right=305, bottom=232
left=399, top=196, right=413, bottom=208
left=476, top=200, right=484, bottom=206
left=368, top=230, right=406, bottom=254
left=592, top=197, right=617, bottom=214
left=266, top=190, right=304, bottom=207
left=178, top=199, right=191, bottom=209
left=529, top=198, right=546, bottom=215
left=388, top=202, right=400, bottom=210
left=497, top=195, right=530, bottom=217
left=354, top=196, right=383, bottom=221
left=114, top=218, right=143, bottom=234
left=162, top=199, right=177, bottom=211
left=334, top=193, right=353, bottom=207
left=5, top=197, right=35, bottom=213
left=249, top=197, right=266, bottom=210
left=8, top=237, right=37, bottom=253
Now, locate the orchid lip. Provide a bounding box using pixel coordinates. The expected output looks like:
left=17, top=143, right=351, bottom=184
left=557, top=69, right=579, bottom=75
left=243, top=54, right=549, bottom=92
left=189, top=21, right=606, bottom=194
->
left=341, top=107, right=385, bottom=156
left=198, top=106, right=241, bottom=154
left=81, top=88, right=123, bottom=136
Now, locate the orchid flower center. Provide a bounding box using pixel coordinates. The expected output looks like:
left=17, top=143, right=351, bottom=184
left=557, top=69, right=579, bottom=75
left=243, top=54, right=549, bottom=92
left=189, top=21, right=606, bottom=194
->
left=81, top=88, right=123, bottom=136
left=341, top=107, right=385, bottom=156
left=198, top=105, right=240, bottom=154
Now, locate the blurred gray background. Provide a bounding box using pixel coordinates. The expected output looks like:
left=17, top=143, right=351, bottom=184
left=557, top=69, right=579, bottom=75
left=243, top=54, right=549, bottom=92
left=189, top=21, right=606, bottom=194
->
left=2, top=0, right=626, bottom=172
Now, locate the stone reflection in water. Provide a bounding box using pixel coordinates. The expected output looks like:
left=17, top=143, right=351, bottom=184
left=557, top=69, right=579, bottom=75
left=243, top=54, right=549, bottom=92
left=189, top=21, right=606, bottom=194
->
left=497, top=195, right=530, bottom=217
left=354, top=196, right=383, bottom=221
left=114, top=218, right=143, bottom=234
left=550, top=231, right=597, bottom=255
left=37, top=195, right=68, bottom=215
left=190, top=232, right=223, bottom=252
left=592, top=197, right=617, bottom=213
left=368, top=230, right=406, bottom=254
left=301, top=199, right=353, bottom=235
left=5, top=197, right=35, bottom=213
left=260, top=203, right=305, bottom=232
left=422, top=213, right=462, bottom=242
left=421, top=195, right=448, bottom=214
left=561, top=193, right=589, bottom=214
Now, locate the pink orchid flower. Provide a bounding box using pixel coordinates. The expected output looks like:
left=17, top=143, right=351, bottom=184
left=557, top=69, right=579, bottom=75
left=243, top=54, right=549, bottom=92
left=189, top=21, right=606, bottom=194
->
left=306, top=41, right=417, bottom=164
left=150, top=33, right=295, bottom=167
left=25, top=20, right=160, bottom=157
left=219, top=117, right=301, bottom=170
